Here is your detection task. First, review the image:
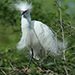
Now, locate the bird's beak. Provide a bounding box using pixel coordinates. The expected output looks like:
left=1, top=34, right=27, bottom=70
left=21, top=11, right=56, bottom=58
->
left=21, top=11, right=25, bottom=16
left=21, top=10, right=27, bottom=16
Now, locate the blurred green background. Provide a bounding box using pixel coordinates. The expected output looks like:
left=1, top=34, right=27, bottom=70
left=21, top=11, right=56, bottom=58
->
left=0, top=0, right=75, bottom=75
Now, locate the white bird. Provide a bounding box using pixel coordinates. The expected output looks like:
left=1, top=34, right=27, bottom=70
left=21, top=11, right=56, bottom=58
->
left=15, top=1, right=65, bottom=73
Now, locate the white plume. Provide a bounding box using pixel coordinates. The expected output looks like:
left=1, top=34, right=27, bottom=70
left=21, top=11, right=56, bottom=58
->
left=14, top=1, right=32, bottom=11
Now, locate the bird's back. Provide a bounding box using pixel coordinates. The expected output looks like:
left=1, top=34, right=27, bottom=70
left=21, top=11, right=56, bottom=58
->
left=32, top=20, right=63, bottom=56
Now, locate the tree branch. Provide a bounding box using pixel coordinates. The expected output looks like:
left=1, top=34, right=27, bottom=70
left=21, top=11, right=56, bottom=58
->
left=65, top=45, right=75, bottom=51
left=58, top=0, right=69, bottom=75
left=1, top=69, right=7, bottom=75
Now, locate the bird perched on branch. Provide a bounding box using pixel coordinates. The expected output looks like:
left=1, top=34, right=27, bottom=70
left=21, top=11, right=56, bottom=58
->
left=15, top=1, right=66, bottom=73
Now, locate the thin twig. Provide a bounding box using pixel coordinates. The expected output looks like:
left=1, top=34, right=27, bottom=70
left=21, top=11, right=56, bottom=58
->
left=65, top=32, right=75, bottom=40
left=8, top=61, right=16, bottom=70
left=0, top=67, right=12, bottom=70
left=22, top=65, right=25, bottom=69
left=1, top=69, right=7, bottom=75
left=64, top=66, right=69, bottom=75
left=66, top=23, right=75, bottom=30
left=58, top=0, right=69, bottom=75
left=50, top=27, right=62, bottom=39
left=59, top=0, right=66, bottom=60
left=65, top=45, right=75, bottom=51
left=54, top=0, right=61, bottom=8
left=32, top=59, right=58, bottom=75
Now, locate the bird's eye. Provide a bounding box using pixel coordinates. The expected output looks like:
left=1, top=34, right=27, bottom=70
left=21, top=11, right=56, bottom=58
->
left=22, top=10, right=27, bottom=12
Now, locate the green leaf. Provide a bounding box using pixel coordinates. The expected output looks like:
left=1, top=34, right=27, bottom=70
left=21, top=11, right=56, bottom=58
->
left=47, top=62, right=55, bottom=66
left=0, top=61, right=3, bottom=66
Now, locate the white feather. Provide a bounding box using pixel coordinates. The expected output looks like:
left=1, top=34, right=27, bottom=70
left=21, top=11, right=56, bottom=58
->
left=14, top=1, right=32, bottom=11
left=15, top=1, right=67, bottom=60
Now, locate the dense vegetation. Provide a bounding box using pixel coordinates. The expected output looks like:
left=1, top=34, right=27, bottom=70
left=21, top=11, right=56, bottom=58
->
left=0, top=0, right=75, bottom=75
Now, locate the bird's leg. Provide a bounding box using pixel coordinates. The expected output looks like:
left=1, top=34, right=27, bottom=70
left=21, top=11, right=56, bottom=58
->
left=27, top=48, right=33, bottom=68
left=22, top=48, right=33, bottom=73
left=39, top=49, right=43, bottom=73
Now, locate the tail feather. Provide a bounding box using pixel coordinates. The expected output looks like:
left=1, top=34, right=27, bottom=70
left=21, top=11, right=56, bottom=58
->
left=48, top=37, right=68, bottom=56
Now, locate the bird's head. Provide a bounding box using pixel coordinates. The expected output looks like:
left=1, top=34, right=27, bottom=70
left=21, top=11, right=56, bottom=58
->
left=14, top=1, right=32, bottom=16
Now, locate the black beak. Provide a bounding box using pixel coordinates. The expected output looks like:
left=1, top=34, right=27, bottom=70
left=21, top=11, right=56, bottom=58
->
left=21, top=11, right=25, bottom=16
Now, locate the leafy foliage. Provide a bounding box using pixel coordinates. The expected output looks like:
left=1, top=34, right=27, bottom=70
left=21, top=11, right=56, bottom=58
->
left=0, top=0, right=75, bottom=75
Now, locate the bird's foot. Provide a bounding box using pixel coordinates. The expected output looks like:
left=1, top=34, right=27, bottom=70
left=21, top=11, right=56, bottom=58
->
left=22, top=68, right=30, bottom=73
left=39, top=69, right=43, bottom=73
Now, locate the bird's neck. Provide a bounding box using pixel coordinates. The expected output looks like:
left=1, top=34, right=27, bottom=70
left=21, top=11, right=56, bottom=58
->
left=21, top=15, right=31, bottom=30
left=26, top=16, right=31, bottom=24
left=23, top=14, right=31, bottom=23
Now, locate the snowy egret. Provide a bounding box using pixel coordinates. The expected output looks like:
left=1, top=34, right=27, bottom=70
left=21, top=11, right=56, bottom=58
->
left=15, top=1, right=65, bottom=73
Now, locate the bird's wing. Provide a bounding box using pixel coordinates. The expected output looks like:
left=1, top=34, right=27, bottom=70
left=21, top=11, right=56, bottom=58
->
left=32, top=20, right=63, bottom=55
left=33, top=21, right=54, bottom=49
